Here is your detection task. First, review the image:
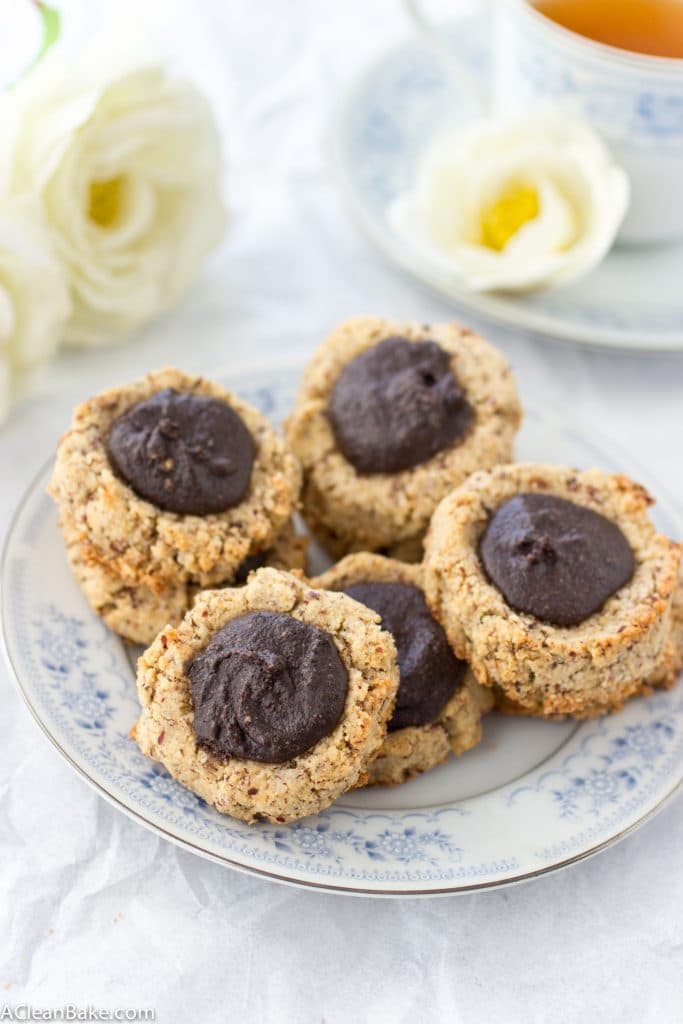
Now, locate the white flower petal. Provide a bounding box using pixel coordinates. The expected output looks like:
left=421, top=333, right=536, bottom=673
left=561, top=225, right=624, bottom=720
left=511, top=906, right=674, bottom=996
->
left=0, top=286, right=15, bottom=346
left=1, top=50, right=226, bottom=347
left=389, top=109, right=630, bottom=294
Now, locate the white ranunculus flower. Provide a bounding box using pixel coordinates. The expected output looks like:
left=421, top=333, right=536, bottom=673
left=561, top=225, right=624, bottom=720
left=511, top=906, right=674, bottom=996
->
left=390, top=112, right=629, bottom=292
left=1, top=51, right=226, bottom=347
left=0, top=198, right=71, bottom=422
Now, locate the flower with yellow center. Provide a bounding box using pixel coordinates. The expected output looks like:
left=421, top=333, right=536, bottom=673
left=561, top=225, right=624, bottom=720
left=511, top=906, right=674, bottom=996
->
left=390, top=112, right=629, bottom=292
left=1, top=47, right=226, bottom=347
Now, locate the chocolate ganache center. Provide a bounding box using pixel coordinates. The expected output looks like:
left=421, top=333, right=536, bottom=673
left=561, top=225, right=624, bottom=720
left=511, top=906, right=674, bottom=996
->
left=344, top=580, right=466, bottom=731
left=233, top=548, right=271, bottom=585
left=328, top=337, right=474, bottom=474
left=107, top=388, right=255, bottom=515
left=479, top=493, right=635, bottom=627
left=187, top=611, right=348, bottom=763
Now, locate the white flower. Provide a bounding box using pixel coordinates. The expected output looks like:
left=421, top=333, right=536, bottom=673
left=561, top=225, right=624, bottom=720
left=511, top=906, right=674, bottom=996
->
left=1, top=50, right=226, bottom=347
left=0, top=197, right=71, bottom=423
left=390, top=112, right=629, bottom=292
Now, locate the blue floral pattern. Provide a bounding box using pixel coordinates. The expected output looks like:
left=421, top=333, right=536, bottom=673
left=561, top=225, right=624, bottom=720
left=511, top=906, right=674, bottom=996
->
left=509, top=704, right=683, bottom=832
left=3, top=369, right=683, bottom=893
left=509, top=16, right=683, bottom=146
left=269, top=822, right=461, bottom=866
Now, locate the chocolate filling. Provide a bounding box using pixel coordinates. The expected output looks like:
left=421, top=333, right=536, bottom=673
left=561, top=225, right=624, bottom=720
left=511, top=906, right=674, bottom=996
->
left=344, top=580, right=466, bottom=731
left=479, top=492, right=635, bottom=627
left=328, top=337, right=473, bottom=474
left=233, top=549, right=270, bottom=585
left=187, top=611, right=348, bottom=763
left=107, top=388, right=255, bottom=515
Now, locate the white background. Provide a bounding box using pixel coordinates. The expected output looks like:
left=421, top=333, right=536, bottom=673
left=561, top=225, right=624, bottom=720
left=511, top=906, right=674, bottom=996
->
left=1, top=2, right=682, bottom=1021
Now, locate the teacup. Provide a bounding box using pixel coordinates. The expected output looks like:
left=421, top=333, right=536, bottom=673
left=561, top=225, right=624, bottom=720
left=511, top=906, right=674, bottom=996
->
left=405, top=0, right=683, bottom=243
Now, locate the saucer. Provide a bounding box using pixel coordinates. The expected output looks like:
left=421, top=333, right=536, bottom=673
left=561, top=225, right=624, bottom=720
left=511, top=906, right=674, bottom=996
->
left=3, top=363, right=683, bottom=896
left=332, top=15, right=683, bottom=352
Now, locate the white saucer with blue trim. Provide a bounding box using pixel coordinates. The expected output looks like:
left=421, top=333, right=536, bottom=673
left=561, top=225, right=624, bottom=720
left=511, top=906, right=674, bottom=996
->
left=332, top=15, right=683, bottom=352
left=2, top=364, right=683, bottom=895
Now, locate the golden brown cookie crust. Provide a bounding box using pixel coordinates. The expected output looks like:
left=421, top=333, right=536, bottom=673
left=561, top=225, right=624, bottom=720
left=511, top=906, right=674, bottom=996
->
left=311, top=553, right=492, bottom=784
left=309, top=520, right=426, bottom=564
left=423, top=463, right=682, bottom=719
left=496, top=562, right=683, bottom=719
left=651, top=561, right=683, bottom=689
left=285, top=317, right=521, bottom=557
left=63, top=513, right=308, bottom=646
left=49, top=367, right=302, bottom=590
left=134, top=568, right=399, bottom=823
left=63, top=513, right=188, bottom=647
left=365, top=676, right=493, bottom=785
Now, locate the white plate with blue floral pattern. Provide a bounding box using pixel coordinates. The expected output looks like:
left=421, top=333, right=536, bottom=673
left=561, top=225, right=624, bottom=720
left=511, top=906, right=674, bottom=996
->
left=2, top=364, right=683, bottom=896
left=333, top=15, right=683, bottom=352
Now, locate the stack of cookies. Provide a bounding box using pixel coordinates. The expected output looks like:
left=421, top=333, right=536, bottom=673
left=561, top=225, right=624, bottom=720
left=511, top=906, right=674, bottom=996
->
left=49, top=367, right=305, bottom=644
left=48, top=317, right=683, bottom=824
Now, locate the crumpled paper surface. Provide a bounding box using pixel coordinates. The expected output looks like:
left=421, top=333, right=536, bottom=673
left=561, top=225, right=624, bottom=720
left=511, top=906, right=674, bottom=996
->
left=1, top=2, right=682, bottom=1021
